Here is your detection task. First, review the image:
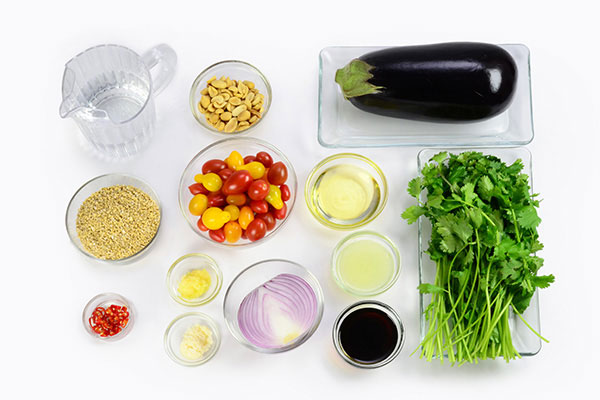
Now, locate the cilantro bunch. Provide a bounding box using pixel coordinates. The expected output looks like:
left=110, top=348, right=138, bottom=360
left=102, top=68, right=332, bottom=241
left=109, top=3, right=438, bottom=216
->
left=402, top=151, right=554, bottom=365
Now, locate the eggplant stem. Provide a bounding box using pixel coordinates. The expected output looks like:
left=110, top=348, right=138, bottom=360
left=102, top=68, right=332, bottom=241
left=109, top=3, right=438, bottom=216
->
left=335, top=59, right=384, bottom=99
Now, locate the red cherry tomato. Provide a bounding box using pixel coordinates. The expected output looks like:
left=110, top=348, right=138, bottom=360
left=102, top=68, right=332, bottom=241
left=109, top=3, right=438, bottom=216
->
left=209, top=228, right=226, bottom=243
left=273, top=202, right=287, bottom=220
left=256, top=151, right=273, bottom=168
left=243, top=155, right=257, bottom=164
left=202, top=159, right=228, bottom=175
left=250, top=200, right=269, bottom=214
left=241, top=229, right=248, bottom=240
left=279, top=184, right=291, bottom=201
left=257, top=211, right=276, bottom=231
left=246, top=219, right=267, bottom=242
left=218, top=168, right=234, bottom=181
left=207, top=192, right=226, bottom=208
left=222, top=170, right=253, bottom=195
left=226, top=193, right=247, bottom=206
left=247, top=180, right=269, bottom=201
left=189, top=183, right=209, bottom=195
left=197, top=218, right=209, bottom=232
left=268, top=162, right=288, bottom=185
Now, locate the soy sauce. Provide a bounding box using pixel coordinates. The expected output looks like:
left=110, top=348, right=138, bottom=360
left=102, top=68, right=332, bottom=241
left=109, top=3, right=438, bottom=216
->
left=338, top=307, right=399, bottom=364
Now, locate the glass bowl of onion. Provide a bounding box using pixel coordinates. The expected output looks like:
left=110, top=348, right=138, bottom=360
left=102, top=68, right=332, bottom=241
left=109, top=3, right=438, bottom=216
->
left=223, top=259, right=324, bottom=353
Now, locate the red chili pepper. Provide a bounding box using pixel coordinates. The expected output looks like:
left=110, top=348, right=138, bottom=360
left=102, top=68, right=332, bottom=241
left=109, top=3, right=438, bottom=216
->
left=88, top=305, right=129, bottom=337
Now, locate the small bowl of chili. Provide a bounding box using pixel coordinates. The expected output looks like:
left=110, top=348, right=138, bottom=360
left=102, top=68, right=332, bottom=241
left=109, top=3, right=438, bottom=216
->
left=82, top=293, right=135, bottom=341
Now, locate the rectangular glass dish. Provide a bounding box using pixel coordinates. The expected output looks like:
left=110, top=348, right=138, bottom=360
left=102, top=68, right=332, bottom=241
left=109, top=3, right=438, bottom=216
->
left=417, top=147, right=542, bottom=358
left=318, top=45, right=534, bottom=148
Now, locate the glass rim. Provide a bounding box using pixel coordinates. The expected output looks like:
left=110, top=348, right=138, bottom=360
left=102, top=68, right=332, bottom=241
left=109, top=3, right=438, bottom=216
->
left=222, top=258, right=324, bottom=353
left=332, top=300, right=405, bottom=368
left=331, top=230, right=401, bottom=296
left=163, top=312, right=221, bottom=366
left=189, top=59, right=272, bottom=136
left=166, top=253, right=223, bottom=306
left=304, top=153, right=389, bottom=230
left=65, top=173, right=162, bottom=264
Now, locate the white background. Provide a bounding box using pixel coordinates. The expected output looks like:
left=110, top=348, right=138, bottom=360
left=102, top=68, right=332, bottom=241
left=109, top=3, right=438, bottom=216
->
left=1, top=0, right=597, bottom=398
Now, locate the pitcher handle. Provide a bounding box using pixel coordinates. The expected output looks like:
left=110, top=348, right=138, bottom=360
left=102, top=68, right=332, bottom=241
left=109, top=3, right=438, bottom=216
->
left=142, top=44, right=177, bottom=96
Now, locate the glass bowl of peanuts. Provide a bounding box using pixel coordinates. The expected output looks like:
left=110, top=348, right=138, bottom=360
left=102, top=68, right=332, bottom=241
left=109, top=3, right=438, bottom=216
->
left=190, top=60, right=272, bottom=135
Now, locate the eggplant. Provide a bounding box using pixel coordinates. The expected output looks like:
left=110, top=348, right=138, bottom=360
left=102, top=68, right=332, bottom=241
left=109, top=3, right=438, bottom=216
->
left=335, top=42, right=517, bottom=123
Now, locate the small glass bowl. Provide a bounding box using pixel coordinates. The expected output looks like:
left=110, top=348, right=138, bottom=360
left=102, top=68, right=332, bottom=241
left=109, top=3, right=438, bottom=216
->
left=189, top=60, right=272, bottom=136
left=82, top=293, right=135, bottom=342
left=223, top=259, right=324, bottom=353
left=305, top=153, right=388, bottom=230
left=164, top=312, right=221, bottom=366
left=178, top=137, right=297, bottom=247
left=166, top=254, right=222, bottom=306
left=331, top=231, right=401, bottom=296
left=65, top=173, right=161, bottom=263
left=332, top=300, right=405, bottom=369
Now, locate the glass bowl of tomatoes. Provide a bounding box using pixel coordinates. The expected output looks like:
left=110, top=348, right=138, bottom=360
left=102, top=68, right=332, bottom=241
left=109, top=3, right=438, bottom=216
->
left=178, top=137, right=297, bottom=246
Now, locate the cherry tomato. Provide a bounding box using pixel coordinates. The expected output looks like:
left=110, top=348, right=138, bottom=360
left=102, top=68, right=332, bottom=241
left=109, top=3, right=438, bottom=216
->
left=246, top=219, right=267, bottom=242
left=256, top=151, right=273, bottom=168
left=189, top=194, right=208, bottom=216
left=209, top=228, right=226, bottom=243
left=189, top=183, right=209, bottom=195
left=243, top=155, right=256, bottom=164
left=207, top=192, right=226, bottom=208
left=265, top=185, right=283, bottom=210
left=247, top=180, right=269, bottom=201
left=226, top=193, right=247, bottom=206
left=202, top=207, right=231, bottom=230
left=273, top=202, right=287, bottom=220
left=257, top=211, right=276, bottom=231
left=280, top=184, right=291, bottom=202
left=238, top=161, right=266, bottom=179
left=250, top=200, right=269, bottom=214
left=218, top=168, right=234, bottom=181
left=241, top=229, right=248, bottom=240
left=224, top=221, right=242, bottom=243
left=202, top=159, right=227, bottom=175
left=224, top=205, right=240, bottom=221
left=194, top=172, right=223, bottom=192
left=268, top=162, right=288, bottom=185
left=238, top=206, right=254, bottom=230
left=225, top=150, right=244, bottom=170
left=222, top=170, right=253, bottom=195
left=197, top=218, right=209, bottom=231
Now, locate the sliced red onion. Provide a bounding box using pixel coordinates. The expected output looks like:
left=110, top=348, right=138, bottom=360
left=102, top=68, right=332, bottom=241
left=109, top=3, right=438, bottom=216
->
left=238, top=273, right=318, bottom=349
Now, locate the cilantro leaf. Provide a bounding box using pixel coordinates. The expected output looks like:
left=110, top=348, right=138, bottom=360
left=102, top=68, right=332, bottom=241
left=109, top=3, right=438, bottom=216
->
left=418, top=283, right=446, bottom=294
left=401, top=205, right=426, bottom=224
left=431, top=152, right=448, bottom=165
left=516, top=205, right=541, bottom=229
left=532, top=274, right=555, bottom=289
left=407, top=177, right=423, bottom=198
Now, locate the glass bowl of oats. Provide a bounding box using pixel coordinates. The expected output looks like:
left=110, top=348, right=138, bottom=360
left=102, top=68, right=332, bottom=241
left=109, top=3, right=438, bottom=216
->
left=65, top=173, right=162, bottom=263
left=189, top=60, right=272, bottom=136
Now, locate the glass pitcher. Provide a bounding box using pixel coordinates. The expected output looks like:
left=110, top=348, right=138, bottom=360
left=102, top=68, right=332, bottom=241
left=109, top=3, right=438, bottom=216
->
left=59, top=44, right=177, bottom=159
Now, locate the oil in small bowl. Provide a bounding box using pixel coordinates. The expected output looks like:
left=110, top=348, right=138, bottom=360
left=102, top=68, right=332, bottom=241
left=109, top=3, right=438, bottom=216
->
left=311, top=163, right=381, bottom=225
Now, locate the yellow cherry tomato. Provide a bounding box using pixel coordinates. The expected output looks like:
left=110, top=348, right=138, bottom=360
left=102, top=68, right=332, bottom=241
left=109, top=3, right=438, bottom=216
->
left=265, top=185, right=283, bottom=210
left=238, top=206, right=254, bottom=230
left=194, top=173, right=223, bottom=192
left=225, top=151, right=244, bottom=171
left=202, top=207, right=231, bottom=230
left=238, top=161, right=266, bottom=179
left=224, top=204, right=240, bottom=221
left=224, top=221, right=242, bottom=243
left=189, top=194, right=208, bottom=216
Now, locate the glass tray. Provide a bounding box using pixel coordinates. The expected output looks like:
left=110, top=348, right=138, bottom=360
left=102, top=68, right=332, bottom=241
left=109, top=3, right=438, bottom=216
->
left=318, top=45, right=534, bottom=148
left=417, top=147, right=542, bottom=358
